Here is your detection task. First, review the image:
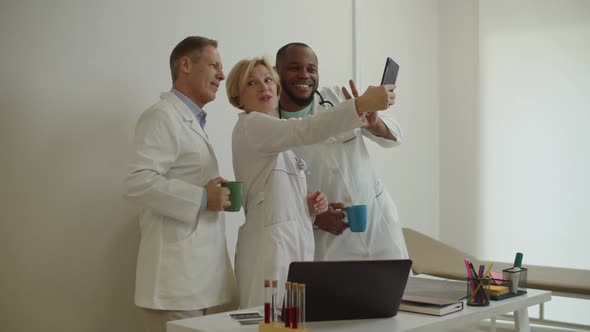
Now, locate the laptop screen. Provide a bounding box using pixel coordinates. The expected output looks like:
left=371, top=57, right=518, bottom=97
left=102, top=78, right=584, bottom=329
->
left=286, top=259, right=412, bottom=321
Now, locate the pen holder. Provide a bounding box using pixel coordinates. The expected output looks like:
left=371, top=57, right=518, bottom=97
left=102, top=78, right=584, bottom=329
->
left=502, top=267, right=528, bottom=294
left=259, top=322, right=310, bottom=332
left=466, top=277, right=491, bottom=306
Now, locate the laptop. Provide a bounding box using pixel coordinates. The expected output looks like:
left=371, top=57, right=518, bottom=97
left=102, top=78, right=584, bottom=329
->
left=286, top=259, right=412, bottom=321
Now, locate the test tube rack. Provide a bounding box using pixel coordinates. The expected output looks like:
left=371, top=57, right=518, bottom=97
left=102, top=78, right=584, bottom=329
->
left=258, top=322, right=310, bottom=332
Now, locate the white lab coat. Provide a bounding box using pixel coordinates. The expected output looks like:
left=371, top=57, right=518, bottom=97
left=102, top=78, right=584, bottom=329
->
left=232, top=99, right=362, bottom=309
left=291, top=87, right=409, bottom=261
left=125, top=92, right=235, bottom=310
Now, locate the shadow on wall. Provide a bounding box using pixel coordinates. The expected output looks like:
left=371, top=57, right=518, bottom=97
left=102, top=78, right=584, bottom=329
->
left=1, top=79, right=147, bottom=332
left=105, top=213, right=143, bottom=332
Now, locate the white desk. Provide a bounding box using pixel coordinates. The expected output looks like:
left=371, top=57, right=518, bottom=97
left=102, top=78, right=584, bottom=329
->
left=168, top=288, right=551, bottom=332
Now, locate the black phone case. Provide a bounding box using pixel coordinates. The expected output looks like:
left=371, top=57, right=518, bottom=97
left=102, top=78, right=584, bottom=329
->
left=380, top=57, right=399, bottom=85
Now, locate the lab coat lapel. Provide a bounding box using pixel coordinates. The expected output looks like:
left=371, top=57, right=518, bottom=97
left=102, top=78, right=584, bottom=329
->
left=311, top=96, right=321, bottom=115
left=186, top=115, right=209, bottom=142
left=161, top=91, right=211, bottom=143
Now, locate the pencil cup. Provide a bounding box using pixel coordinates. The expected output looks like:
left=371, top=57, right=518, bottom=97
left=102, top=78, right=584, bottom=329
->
left=466, top=277, right=491, bottom=306
left=502, top=267, right=528, bottom=294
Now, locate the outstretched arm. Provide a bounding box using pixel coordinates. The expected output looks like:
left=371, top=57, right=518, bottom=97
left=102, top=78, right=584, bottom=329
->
left=342, top=80, right=396, bottom=140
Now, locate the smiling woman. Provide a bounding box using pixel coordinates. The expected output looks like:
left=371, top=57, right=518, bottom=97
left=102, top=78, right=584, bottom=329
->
left=225, top=56, right=393, bottom=309
left=226, top=58, right=281, bottom=115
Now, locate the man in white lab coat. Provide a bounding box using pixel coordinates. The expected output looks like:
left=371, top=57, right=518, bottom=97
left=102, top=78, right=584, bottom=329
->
left=275, top=42, right=409, bottom=261
left=124, top=36, right=235, bottom=332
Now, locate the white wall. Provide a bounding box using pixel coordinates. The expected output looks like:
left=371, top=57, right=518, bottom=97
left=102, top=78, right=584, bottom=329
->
left=0, top=1, right=439, bottom=331
left=437, top=0, right=590, bottom=323
left=439, top=0, right=590, bottom=269
left=357, top=0, right=440, bottom=237
left=438, top=0, right=481, bottom=256
left=478, top=0, right=590, bottom=270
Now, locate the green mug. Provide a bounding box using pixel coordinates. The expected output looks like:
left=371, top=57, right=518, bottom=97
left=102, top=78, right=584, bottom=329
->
left=220, top=181, right=243, bottom=212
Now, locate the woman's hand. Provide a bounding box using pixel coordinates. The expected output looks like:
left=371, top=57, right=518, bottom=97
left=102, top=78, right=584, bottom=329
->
left=307, top=190, right=328, bottom=217
left=355, top=85, right=395, bottom=113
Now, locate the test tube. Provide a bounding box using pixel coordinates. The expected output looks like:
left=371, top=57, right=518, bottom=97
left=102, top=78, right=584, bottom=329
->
left=264, top=280, right=270, bottom=323
left=298, top=283, right=306, bottom=329
left=271, top=280, right=278, bottom=323
left=291, top=282, right=299, bottom=329
left=285, top=281, right=291, bottom=327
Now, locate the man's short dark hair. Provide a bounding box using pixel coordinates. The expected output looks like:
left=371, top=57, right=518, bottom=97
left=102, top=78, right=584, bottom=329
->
left=170, top=36, right=218, bottom=82
left=275, top=42, right=312, bottom=67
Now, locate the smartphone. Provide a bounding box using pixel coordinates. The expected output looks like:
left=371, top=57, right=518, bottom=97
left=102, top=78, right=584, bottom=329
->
left=380, top=57, right=400, bottom=85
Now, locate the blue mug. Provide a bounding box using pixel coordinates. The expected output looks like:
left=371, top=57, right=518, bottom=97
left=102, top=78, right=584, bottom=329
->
left=344, top=205, right=367, bottom=232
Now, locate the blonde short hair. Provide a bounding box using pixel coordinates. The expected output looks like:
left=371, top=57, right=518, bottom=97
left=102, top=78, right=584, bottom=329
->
left=226, top=57, right=281, bottom=109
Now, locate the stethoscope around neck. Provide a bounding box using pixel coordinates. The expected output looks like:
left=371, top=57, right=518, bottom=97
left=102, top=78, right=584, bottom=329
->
left=316, top=90, right=335, bottom=108
left=279, top=90, right=334, bottom=119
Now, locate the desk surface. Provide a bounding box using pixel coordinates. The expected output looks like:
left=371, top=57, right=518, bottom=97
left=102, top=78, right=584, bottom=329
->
left=168, top=288, right=551, bottom=332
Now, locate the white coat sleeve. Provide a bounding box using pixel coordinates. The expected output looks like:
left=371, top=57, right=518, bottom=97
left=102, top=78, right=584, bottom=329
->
left=242, top=99, right=362, bottom=155
left=319, top=86, right=404, bottom=147
left=361, top=110, right=405, bottom=147
left=124, top=109, right=203, bottom=224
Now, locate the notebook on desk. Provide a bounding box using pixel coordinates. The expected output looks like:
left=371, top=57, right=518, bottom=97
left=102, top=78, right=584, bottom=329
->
left=286, top=259, right=412, bottom=321
left=403, top=276, right=467, bottom=301
left=399, top=276, right=466, bottom=316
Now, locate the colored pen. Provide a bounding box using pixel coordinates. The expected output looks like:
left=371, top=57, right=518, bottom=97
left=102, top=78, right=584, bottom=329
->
left=464, top=258, right=476, bottom=292
left=469, top=263, right=478, bottom=279
left=468, top=263, right=494, bottom=303
left=513, top=252, right=523, bottom=268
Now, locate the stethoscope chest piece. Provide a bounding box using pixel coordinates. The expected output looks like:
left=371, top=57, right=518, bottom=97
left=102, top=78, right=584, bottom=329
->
left=295, top=157, right=310, bottom=175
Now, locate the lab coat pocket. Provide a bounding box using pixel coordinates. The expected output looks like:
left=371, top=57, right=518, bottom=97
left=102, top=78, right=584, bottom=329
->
left=261, top=196, right=297, bottom=229
left=245, top=191, right=265, bottom=214
left=262, top=220, right=302, bottom=274
left=262, top=156, right=306, bottom=228
left=158, top=230, right=207, bottom=298
left=338, top=128, right=360, bottom=144
left=272, top=157, right=305, bottom=179
left=375, top=179, right=385, bottom=198
left=159, top=214, right=231, bottom=305
left=161, top=209, right=214, bottom=244
left=161, top=215, right=196, bottom=243
left=264, top=217, right=296, bottom=231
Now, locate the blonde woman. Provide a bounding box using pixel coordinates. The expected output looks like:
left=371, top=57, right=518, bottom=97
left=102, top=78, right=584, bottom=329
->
left=226, top=57, right=394, bottom=308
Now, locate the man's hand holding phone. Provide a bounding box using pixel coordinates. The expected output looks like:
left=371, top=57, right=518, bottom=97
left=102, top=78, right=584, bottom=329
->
left=342, top=80, right=396, bottom=128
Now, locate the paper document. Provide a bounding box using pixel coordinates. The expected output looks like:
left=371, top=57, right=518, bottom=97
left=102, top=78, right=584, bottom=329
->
left=403, top=276, right=467, bottom=301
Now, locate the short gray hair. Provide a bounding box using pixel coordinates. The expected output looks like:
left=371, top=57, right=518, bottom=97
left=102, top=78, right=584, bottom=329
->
left=169, top=36, right=218, bottom=82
